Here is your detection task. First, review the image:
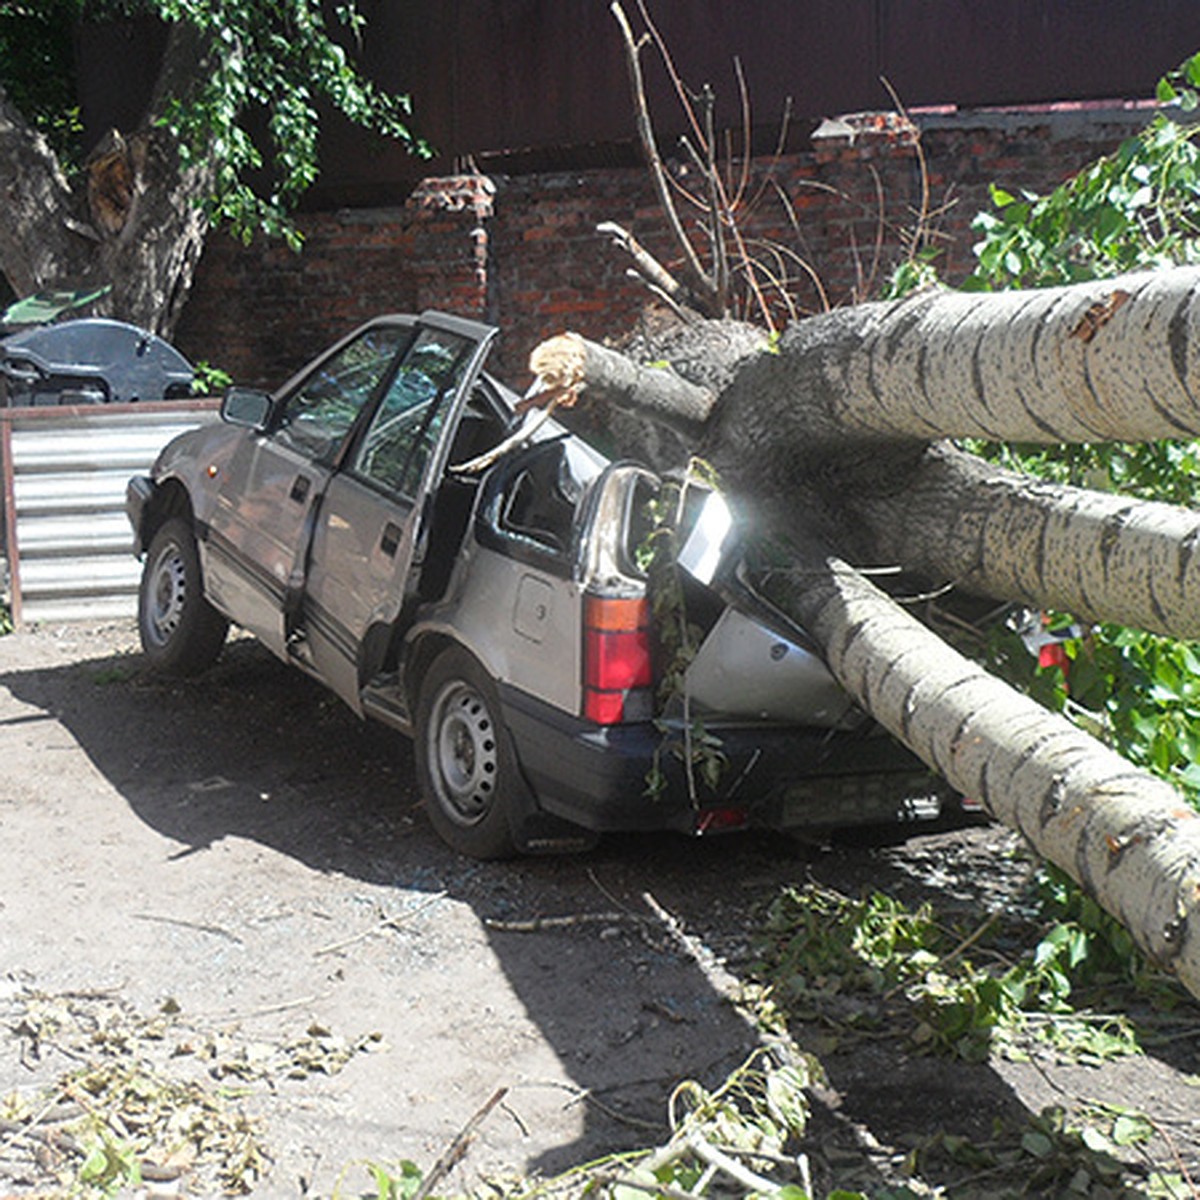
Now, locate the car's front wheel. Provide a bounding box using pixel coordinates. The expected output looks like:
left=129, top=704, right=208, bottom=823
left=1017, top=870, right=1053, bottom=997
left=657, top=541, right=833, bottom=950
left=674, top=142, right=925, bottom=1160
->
left=415, top=647, right=521, bottom=859
left=138, top=517, right=229, bottom=676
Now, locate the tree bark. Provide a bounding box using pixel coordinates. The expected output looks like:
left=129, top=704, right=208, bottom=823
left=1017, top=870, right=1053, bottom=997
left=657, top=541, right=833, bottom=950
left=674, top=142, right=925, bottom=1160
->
left=530, top=264, right=1200, bottom=1002
left=708, top=269, right=1200, bottom=454
left=849, top=443, right=1200, bottom=637
left=0, top=84, right=90, bottom=296
left=758, top=544, right=1200, bottom=1000
left=0, top=24, right=216, bottom=337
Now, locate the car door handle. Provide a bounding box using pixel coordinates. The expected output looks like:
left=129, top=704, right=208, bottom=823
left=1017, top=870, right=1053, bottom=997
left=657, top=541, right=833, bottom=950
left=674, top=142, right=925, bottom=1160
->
left=290, top=475, right=310, bottom=503
left=380, top=521, right=402, bottom=557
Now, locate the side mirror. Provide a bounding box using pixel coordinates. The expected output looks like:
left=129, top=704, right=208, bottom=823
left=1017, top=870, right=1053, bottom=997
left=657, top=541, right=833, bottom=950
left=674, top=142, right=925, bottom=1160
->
left=221, top=386, right=272, bottom=430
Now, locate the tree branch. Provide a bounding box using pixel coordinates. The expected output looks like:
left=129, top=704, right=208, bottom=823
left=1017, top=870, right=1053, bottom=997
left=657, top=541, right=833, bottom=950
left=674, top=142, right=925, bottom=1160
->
left=849, top=443, right=1200, bottom=637
left=759, top=267, right=1200, bottom=446
left=610, top=1, right=718, bottom=315
left=529, top=332, right=717, bottom=438
left=756, top=542, right=1200, bottom=1002
left=596, top=220, right=686, bottom=306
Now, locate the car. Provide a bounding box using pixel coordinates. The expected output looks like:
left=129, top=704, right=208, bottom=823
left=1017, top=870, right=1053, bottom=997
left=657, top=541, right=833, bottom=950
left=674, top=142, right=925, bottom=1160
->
left=126, top=311, right=965, bottom=858
left=1, top=317, right=194, bottom=406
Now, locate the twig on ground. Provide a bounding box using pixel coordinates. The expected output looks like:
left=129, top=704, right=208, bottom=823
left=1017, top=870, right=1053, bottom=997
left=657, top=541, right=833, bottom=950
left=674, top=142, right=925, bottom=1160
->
left=0, top=1091, right=74, bottom=1159
left=211, top=993, right=328, bottom=1023
left=546, top=1081, right=664, bottom=1132
left=314, top=891, right=446, bottom=956
left=132, top=912, right=243, bottom=944
left=413, top=1086, right=508, bottom=1200
left=485, top=912, right=646, bottom=933
left=687, top=1132, right=779, bottom=1193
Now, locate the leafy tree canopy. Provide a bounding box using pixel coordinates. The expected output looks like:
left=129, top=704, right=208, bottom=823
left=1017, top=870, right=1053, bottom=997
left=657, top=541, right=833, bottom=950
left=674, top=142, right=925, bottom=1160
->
left=953, top=52, right=1200, bottom=805
left=0, top=0, right=427, bottom=247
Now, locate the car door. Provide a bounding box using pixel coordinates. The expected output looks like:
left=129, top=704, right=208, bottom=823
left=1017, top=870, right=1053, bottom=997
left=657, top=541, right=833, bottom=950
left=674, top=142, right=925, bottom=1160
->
left=202, top=322, right=412, bottom=656
left=299, top=316, right=497, bottom=708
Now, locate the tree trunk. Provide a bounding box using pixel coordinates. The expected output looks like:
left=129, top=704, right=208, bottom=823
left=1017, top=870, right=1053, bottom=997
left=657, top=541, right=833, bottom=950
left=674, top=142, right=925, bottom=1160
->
left=531, top=265, right=1200, bottom=1002
left=849, top=443, right=1200, bottom=638
left=0, top=23, right=216, bottom=337
left=759, top=543, right=1200, bottom=999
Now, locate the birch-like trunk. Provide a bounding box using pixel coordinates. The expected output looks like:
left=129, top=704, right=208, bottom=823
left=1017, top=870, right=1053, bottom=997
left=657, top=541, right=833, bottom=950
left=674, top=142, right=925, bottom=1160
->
left=714, top=269, right=1200, bottom=450
left=532, top=264, right=1200, bottom=1002
left=760, top=547, right=1200, bottom=1000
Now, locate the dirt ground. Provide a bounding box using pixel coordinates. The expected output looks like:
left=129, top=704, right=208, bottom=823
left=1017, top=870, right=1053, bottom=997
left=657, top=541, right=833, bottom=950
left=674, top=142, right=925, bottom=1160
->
left=1, top=620, right=1198, bottom=1198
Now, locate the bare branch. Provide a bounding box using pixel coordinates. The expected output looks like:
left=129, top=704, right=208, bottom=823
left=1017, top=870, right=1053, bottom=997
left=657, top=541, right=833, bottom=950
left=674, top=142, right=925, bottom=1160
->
left=610, top=1, right=716, bottom=312
left=529, top=332, right=716, bottom=438
left=597, top=220, right=685, bottom=303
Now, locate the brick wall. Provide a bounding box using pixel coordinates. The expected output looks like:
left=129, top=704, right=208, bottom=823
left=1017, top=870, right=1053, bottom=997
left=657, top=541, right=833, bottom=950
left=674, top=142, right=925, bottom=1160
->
left=174, top=105, right=1154, bottom=389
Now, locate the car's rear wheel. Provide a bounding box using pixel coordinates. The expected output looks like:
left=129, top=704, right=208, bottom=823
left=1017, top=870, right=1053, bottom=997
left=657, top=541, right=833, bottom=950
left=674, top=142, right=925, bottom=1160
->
left=415, top=647, right=520, bottom=859
left=138, top=517, right=229, bottom=675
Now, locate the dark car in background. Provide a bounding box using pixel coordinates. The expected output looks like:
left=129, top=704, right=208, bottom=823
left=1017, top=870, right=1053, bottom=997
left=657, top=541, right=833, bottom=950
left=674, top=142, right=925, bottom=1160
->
left=0, top=318, right=194, bottom=408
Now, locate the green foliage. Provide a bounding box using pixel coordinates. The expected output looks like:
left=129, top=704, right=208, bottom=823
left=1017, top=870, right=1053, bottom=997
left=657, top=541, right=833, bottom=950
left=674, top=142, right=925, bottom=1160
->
left=0, top=1, right=429, bottom=245
left=641, top=461, right=729, bottom=801
left=336, top=1158, right=427, bottom=1200
left=953, top=53, right=1200, bottom=816
left=0, top=0, right=85, bottom=159
left=750, top=882, right=1159, bottom=1065
left=150, top=0, right=429, bottom=245
left=964, top=55, right=1200, bottom=292
left=986, top=614, right=1200, bottom=804
left=191, top=359, right=232, bottom=395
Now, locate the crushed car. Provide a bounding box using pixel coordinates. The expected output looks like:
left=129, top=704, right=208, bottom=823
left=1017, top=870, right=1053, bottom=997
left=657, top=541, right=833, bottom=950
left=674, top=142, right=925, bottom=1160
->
left=126, top=312, right=969, bottom=858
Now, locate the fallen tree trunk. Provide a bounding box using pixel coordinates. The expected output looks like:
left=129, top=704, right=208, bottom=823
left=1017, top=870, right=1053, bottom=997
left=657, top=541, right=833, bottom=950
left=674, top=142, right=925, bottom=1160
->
left=532, top=264, right=1200, bottom=1003
left=759, top=542, right=1200, bottom=999
left=849, top=443, right=1200, bottom=638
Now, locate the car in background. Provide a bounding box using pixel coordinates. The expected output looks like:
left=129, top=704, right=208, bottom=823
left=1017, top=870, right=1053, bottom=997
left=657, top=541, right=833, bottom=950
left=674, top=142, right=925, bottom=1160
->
left=126, top=312, right=963, bottom=858
left=1, top=318, right=194, bottom=407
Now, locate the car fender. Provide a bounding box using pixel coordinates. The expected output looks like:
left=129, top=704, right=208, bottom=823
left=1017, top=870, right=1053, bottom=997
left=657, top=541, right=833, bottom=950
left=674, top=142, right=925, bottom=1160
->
left=147, top=422, right=250, bottom=534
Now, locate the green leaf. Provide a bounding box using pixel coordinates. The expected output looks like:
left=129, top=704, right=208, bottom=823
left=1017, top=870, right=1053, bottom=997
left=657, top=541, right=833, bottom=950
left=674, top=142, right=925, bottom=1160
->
left=1112, top=1112, right=1155, bottom=1145
left=1021, top=1130, right=1054, bottom=1158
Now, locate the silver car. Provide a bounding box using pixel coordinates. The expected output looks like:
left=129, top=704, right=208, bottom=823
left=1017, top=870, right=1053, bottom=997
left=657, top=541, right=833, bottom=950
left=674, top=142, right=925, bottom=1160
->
left=126, top=312, right=960, bottom=858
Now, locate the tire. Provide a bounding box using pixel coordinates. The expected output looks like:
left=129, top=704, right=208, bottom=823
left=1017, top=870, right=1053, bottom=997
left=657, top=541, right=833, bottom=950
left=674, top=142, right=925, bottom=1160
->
left=138, top=517, right=229, bottom=676
left=414, top=647, right=521, bottom=859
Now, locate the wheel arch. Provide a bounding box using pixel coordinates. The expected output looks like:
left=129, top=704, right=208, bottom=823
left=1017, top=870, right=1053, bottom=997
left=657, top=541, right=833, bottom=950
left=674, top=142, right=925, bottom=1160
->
left=139, top=479, right=195, bottom=556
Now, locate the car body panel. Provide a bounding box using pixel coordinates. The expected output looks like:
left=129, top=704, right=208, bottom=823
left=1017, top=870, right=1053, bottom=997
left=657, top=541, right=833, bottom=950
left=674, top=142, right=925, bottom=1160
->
left=296, top=319, right=498, bottom=705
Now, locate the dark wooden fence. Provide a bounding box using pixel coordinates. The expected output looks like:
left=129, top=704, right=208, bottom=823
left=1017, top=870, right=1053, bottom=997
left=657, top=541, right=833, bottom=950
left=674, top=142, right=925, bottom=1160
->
left=78, top=2, right=1200, bottom=203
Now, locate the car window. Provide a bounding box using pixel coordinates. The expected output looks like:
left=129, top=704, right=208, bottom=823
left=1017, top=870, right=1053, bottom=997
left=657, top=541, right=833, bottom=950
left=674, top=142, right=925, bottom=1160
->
left=353, top=328, right=474, bottom=496
left=274, top=326, right=409, bottom=460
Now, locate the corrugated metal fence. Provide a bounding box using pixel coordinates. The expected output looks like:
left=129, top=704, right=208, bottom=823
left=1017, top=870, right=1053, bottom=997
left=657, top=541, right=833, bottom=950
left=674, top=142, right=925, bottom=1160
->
left=1, top=401, right=219, bottom=626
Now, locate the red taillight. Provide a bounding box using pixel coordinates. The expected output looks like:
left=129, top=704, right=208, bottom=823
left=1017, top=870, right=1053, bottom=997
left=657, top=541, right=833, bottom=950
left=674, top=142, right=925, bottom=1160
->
left=696, top=806, right=749, bottom=834
left=583, top=595, right=653, bottom=724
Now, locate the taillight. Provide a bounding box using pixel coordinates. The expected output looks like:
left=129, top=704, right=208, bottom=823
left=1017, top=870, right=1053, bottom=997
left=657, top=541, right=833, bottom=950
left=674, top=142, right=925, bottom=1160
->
left=583, top=594, right=653, bottom=724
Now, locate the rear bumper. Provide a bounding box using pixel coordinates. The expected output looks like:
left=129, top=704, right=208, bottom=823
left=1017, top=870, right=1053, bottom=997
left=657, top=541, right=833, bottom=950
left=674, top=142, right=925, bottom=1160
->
left=499, top=684, right=961, bottom=837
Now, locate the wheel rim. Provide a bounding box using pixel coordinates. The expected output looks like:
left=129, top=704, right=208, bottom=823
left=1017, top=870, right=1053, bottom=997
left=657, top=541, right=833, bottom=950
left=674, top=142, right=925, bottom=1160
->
left=146, top=540, right=187, bottom=647
left=428, top=679, right=498, bottom=826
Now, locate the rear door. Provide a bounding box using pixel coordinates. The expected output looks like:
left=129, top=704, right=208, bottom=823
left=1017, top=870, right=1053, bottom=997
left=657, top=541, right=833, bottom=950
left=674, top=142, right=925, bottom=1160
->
left=202, top=322, right=412, bottom=655
left=300, top=316, right=497, bottom=707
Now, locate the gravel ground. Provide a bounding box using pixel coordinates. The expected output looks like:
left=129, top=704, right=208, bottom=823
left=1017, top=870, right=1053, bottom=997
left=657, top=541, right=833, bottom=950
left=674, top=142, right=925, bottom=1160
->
left=1, top=620, right=1197, bottom=1197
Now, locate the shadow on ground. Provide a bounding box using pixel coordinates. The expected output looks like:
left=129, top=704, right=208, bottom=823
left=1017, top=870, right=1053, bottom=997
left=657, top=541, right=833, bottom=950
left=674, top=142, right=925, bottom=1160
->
left=3, top=631, right=1193, bottom=1193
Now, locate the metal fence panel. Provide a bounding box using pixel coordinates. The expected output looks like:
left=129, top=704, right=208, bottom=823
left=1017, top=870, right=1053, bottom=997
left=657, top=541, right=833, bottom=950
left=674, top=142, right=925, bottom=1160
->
left=1, top=401, right=220, bottom=626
